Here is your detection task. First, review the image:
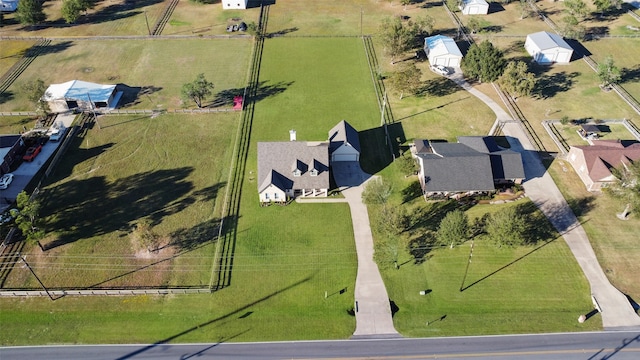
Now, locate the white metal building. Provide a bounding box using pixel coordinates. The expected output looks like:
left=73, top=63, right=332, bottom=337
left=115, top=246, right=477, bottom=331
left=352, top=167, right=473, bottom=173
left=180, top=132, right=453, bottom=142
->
left=424, top=35, right=463, bottom=67
left=42, top=80, right=120, bottom=113
left=525, top=31, right=574, bottom=64
left=460, top=0, right=489, bottom=15
left=222, top=0, right=248, bottom=10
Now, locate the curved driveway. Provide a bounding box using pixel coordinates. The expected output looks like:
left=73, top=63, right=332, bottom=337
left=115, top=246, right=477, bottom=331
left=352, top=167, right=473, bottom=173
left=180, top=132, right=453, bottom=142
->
left=448, top=72, right=640, bottom=330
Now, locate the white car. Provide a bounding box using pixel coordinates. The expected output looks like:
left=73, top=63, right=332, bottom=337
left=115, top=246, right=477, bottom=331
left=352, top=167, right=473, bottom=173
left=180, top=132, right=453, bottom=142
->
left=0, top=173, right=13, bottom=190
left=430, top=64, right=450, bottom=76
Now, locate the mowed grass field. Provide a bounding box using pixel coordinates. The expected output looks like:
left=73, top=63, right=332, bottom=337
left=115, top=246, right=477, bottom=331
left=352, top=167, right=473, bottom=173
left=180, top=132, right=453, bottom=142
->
left=3, top=112, right=238, bottom=289
left=0, top=38, right=253, bottom=112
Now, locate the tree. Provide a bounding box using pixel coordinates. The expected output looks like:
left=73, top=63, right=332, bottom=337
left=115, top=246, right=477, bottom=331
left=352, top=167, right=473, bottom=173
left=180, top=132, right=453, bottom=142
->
left=131, top=218, right=161, bottom=252
left=602, top=160, right=640, bottom=220
left=446, top=0, right=461, bottom=11
left=498, top=61, right=536, bottom=98
left=61, top=0, right=93, bottom=24
left=409, top=15, right=435, bottom=38
left=466, top=16, right=482, bottom=34
left=15, top=191, right=45, bottom=249
left=379, top=17, right=414, bottom=62
left=559, top=15, right=586, bottom=40
left=461, top=40, right=506, bottom=83
left=15, top=0, right=46, bottom=26
left=436, top=210, right=469, bottom=248
left=388, top=63, right=422, bottom=99
left=181, top=73, right=215, bottom=108
left=518, top=0, right=533, bottom=20
left=397, top=154, right=419, bottom=176
left=485, top=206, right=527, bottom=246
left=401, top=0, right=412, bottom=10
left=21, top=78, right=50, bottom=115
left=563, top=0, right=590, bottom=20
left=377, top=204, right=411, bottom=236
left=597, top=56, right=621, bottom=88
left=362, top=178, right=392, bottom=205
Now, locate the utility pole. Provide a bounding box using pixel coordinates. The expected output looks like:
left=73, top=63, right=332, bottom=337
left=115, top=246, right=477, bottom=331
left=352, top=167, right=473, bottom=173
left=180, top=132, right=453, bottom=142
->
left=459, top=239, right=475, bottom=292
left=22, top=256, right=54, bottom=301
left=86, top=92, right=100, bottom=129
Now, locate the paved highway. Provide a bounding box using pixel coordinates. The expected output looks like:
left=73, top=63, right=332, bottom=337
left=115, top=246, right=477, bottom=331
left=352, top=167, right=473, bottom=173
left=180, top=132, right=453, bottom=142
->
left=2, top=331, right=639, bottom=359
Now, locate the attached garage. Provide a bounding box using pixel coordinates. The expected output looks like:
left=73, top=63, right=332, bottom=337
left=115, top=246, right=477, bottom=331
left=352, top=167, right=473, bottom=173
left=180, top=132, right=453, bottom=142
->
left=424, top=35, right=463, bottom=68
left=328, top=120, right=361, bottom=163
left=460, top=0, right=489, bottom=15
left=525, top=31, right=574, bottom=65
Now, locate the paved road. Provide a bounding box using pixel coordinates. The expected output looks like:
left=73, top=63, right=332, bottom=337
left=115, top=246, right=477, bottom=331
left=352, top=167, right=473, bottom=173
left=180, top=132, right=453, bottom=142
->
left=447, top=71, right=640, bottom=329
left=331, top=162, right=400, bottom=338
left=2, top=331, right=639, bottom=359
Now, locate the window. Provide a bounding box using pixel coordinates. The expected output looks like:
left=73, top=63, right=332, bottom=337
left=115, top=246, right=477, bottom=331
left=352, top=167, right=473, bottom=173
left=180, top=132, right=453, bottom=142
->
left=274, top=193, right=279, bottom=200
left=310, top=169, right=318, bottom=177
left=293, top=169, right=301, bottom=177
left=264, top=193, right=270, bottom=200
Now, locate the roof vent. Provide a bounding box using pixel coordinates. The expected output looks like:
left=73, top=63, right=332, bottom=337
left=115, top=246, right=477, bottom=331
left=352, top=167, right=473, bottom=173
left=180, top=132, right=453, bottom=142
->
left=290, top=129, right=296, bottom=141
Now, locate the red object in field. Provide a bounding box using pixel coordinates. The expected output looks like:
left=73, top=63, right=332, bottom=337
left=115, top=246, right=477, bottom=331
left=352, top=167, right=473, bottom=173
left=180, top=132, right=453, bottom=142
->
left=233, top=95, right=243, bottom=110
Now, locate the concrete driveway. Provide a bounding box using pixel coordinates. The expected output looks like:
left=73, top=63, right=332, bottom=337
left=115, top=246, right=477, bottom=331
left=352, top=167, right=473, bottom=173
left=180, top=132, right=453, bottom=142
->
left=332, top=161, right=400, bottom=338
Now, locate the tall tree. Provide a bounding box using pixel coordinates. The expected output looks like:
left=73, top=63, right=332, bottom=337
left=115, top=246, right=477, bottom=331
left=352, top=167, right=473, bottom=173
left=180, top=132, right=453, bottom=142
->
left=181, top=73, right=215, bottom=108
left=397, top=154, right=419, bottom=176
left=21, top=78, right=50, bottom=115
left=362, top=178, right=392, bottom=205
left=61, top=0, right=93, bottom=24
left=16, top=0, right=46, bottom=26
left=409, top=15, right=435, bottom=38
left=498, top=61, right=536, bottom=98
left=389, top=63, right=422, bottom=99
left=485, top=206, right=527, bottom=246
left=602, top=160, right=640, bottom=220
left=379, top=16, right=414, bottom=62
left=559, top=15, right=586, bottom=40
left=597, top=56, right=621, bottom=88
left=461, top=40, right=506, bottom=83
left=466, top=16, right=482, bottom=34
left=563, top=0, right=590, bottom=20
left=436, top=210, right=469, bottom=248
left=15, top=191, right=45, bottom=250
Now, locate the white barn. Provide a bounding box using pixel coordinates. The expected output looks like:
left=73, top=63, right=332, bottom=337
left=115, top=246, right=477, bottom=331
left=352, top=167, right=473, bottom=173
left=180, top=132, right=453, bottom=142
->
left=525, top=31, right=574, bottom=64
left=328, top=120, right=361, bottom=162
left=42, top=80, right=120, bottom=113
left=460, top=0, right=489, bottom=15
left=0, top=0, right=18, bottom=12
left=222, top=0, right=248, bottom=10
left=424, top=35, right=463, bottom=67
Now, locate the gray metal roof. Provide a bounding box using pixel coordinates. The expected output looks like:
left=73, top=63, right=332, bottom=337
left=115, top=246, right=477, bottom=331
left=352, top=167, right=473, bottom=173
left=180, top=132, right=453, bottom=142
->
left=527, top=31, right=572, bottom=51
left=328, top=120, right=361, bottom=153
left=257, top=141, right=330, bottom=192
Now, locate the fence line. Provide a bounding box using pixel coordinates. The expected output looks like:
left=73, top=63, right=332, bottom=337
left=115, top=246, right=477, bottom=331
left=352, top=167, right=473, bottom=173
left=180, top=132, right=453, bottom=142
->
left=629, top=10, right=640, bottom=23
left=0, top=288, right=211, bottom=297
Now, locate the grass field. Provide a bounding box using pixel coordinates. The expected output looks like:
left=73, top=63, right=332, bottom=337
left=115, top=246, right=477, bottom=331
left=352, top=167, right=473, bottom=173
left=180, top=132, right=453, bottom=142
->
left=0, top=38, right=253, bottom=112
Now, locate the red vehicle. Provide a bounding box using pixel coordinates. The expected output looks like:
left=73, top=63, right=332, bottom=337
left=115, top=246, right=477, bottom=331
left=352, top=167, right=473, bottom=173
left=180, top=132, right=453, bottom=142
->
left=23, top=144, right=42, bottom=162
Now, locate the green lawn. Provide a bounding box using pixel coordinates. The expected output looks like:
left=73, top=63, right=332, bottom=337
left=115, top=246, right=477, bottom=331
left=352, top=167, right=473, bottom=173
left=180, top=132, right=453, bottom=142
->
left=0, top=39, right=253, bottom=112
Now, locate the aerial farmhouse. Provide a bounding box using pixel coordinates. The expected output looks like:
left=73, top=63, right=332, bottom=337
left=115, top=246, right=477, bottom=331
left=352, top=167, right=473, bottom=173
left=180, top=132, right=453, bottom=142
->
left=567, top=140, right=640, bottom=191
left=42, top=80, right=121, bottom=113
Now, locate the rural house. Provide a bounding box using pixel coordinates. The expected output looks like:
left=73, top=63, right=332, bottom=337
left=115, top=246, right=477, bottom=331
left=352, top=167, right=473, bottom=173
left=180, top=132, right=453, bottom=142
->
left=328, top=120, right=361, bottom=162
left=567, top=140, right=640, bottom=191
left=413, top=136, right=524, bottom=199
left=525, top=31, right=574, bottom=64
left=424, top=35, right=463, bottom=67
left=42, top=80, right=121, bottom=113
left=460, top=0, right=489, bottom=15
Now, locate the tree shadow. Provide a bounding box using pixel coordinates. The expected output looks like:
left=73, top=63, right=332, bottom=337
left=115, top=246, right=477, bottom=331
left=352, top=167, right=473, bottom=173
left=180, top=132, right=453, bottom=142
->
left=533, top=71, right=581, bottom=99
left=0, top=91, right=14, bottom=105
left=401, top=180, right=423, bottom=203
left=420, top=1, right=442, bottom=9
left=516, top=201, right=557, bottom=245
left=407, top=230, right=436, bottom=264
left=479, top=25, right=503, bottom=34
left=81, top=0, right=165, bottom=26
left=116, top=84, right=163, bottom=108
left=565, top=196, right=596, bottom=219
left=411, top=200, right=463, bottom=232
left=266, top=27, right=299, bottom=37
left=503, top=40, right=525, bottom=56
left=208, top=80, right=293, bottom=107
left=620, top=64, right=640, bottom=84
left=26, top=41, right=74, bottom=56
left=41, top=167, right=201, bottom=250
left=114, top=275, right=312, bottom=360
left=418, top=77, right=461, bottom=97
left=586, top=26, right=610, bottom=38
left=171, top=216, right=222, bottom=251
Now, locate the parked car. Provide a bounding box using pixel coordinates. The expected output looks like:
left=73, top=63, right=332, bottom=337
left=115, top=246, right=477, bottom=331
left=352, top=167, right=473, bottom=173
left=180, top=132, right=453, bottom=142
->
left=430, top=64, right=450, bottom=76
left=23, top=144, right=43, bottom=162
left=238, top=22, right=247, bottom=31
left=0, top=173, right=13, bottom=190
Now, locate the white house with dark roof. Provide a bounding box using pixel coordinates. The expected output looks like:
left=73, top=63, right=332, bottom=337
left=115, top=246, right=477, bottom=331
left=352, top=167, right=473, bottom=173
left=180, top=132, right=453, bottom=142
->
left=424, top=35, right=463, bottom=67
left=328, top=120, right=360, bottom=162
left=460, top=0, right=489, bottom=15
left=257, top=141, right=330, bottom=204
left=42, top=80, right=121, bottom=113
left=413, top=136, right=525, bottom=198
left=525, top=31, right=573, bottom=64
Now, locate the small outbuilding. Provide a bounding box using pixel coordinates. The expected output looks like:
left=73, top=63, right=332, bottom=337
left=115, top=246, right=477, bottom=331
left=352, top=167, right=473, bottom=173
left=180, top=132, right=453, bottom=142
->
left=222, top=0, right=248, bottom=10
left=424, top=35, right=463, bottom=67
left=42, top=80, right=121, bottom=113
left=0, top=0, right=19, bottom=12
left=460, top=0, right=489, bottom=15
left=525, top=31, right=574, bottom=64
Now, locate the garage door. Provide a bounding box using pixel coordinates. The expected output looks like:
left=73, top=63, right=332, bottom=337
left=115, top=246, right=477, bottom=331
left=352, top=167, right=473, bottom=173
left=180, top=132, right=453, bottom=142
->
left=447, top=58, right=460, bottom=67
left=435, top=58, right=448, bottom=66
left=468, top=6, right=480, bottom=14
left=332, top=154, right=358, bottom=162
left=556, top=52, right=571, bottom=63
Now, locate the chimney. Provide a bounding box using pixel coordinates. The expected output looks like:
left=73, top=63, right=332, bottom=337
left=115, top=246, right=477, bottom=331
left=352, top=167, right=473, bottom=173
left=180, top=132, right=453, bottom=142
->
left=289, top=129, right=296, bottom=141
